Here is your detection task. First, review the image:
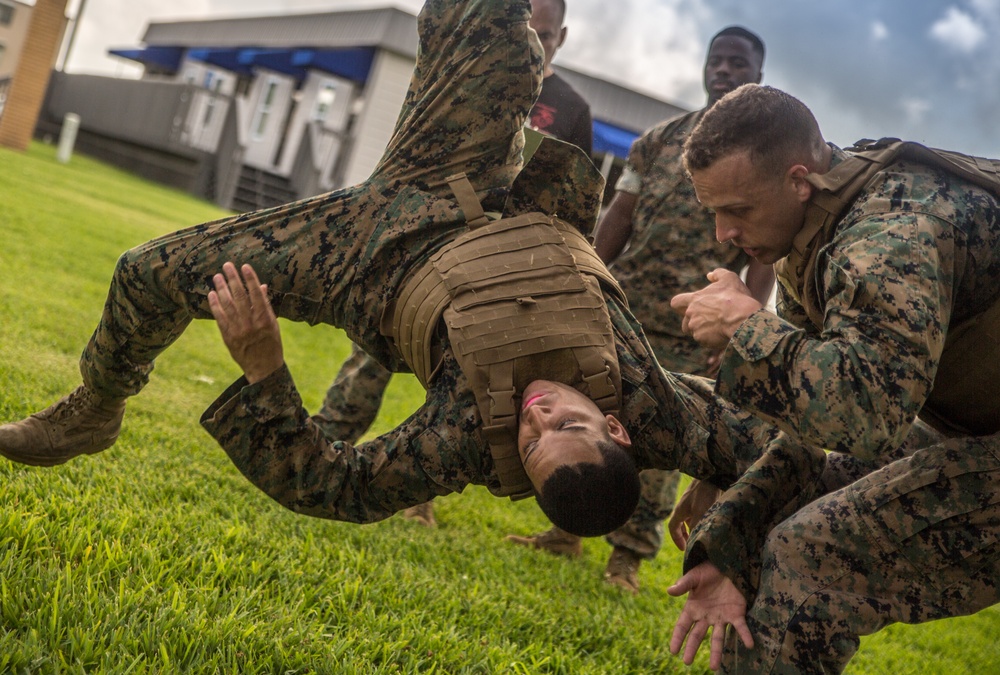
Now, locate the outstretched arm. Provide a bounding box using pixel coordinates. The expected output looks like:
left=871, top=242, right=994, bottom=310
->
left=203, top=263, right=484, bottom=524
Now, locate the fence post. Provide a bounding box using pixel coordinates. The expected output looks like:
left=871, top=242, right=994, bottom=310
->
left=56, top=112, right=80, bottom=163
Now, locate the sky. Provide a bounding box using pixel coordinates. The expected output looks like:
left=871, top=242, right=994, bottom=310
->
left=60, top=0, right=1000, bottom=158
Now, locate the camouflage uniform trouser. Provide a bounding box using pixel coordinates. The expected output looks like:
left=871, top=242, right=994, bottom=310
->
left=722, top=426, right=1000, bottom=673
left=317, top=315, right=684, bottom=559
left=78, top=0, right=541, bottom=400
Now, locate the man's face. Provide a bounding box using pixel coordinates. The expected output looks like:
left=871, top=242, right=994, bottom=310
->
left=529, top=0, right=567, bottom=75
left=690, top=150, right=808, bottom=265
left=704, top=36, right=762, bottom=106
left=517, top=380, right=631, bottom=489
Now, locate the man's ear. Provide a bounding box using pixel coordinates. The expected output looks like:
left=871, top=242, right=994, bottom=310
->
left=787, top=164, right=813, bottom=203
left=557, top=25, right=568, bottom=49
left=605, top=415, right=632, bottom=448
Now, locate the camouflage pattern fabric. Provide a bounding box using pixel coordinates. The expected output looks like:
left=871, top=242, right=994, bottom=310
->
left=611, top=109, right=751, bottom=373
left=684, top=147, right=1000, bottom=672
left=314, top=343, right=391, bottom=444
left=82, top=0, right=539, bottom=400
left=604, top=110, right=753, bottom=559
left=77, top=0, right=777, bottom=524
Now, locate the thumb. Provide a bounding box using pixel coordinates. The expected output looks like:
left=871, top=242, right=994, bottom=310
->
left=670, top=292, right=692, bottom=311
left=667, top=570, right=697, bottom=597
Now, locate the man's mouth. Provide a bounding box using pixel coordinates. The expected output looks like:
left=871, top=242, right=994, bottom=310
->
left=522, top=393, right=545, bottom=411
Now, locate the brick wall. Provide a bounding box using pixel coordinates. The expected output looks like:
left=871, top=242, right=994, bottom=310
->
left=0, top=0, right=68, bottom=150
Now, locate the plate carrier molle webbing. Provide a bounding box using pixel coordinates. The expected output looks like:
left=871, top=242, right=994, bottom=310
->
left=774, top=137, right=1000, bottom=435
left=385, top=172, right=628, bottom=498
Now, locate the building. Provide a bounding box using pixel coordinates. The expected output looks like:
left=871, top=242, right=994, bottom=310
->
left=1, top=0, right=63, bottom=117
left=32, top=5, right=687, bottom=212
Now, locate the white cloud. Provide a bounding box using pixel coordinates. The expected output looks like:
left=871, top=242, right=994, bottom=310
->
left=871, top=20, right=888, bottom=41
left=901, top=97, right=932, bottom=125
left=929, top=7, right=986, bottom=53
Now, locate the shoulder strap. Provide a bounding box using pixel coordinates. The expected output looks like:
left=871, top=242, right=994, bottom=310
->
left=776, top=138, right=1000, bottom=325
left=445, top=172, right=492, bottom=228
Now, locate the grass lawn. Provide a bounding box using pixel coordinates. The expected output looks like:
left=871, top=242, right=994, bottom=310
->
left=0, top=142, right=997, bottom=673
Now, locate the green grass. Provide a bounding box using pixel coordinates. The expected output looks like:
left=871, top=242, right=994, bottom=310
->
left=0, top=142, right=997, bottom=673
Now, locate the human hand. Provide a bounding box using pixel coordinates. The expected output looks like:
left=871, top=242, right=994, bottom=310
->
left=670, top=269, right=762, bottom=350
left=208, top=262, right=284, bottom=384
left=667, top=479, right=721, bottom=551
left=668, top=562, right=753, bottom=670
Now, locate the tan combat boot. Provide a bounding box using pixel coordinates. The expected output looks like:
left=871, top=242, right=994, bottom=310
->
left=401, top=501, right=437, bottom=527
left=603, top=546, right=642, bottom=594
left=505, top=526, right=582, bottom=558
left=0, top=385, right=126, bottom=467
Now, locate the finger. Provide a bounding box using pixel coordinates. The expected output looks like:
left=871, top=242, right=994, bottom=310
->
left=669, top=521, right=689, bottom=551
left=667, top=571, right=694, bottom=597
left=222, top=262, right=250, bottom=310
left=683, top=621, right=708, bottom=665
left=709, top=623, right=727, bottom=670
left=241, top=265, right=270, bottom=318
left=211, top=272, right=235, bottom=311
left=733, top=617, right=754, bottom=649
left=668, top=614, right=693, bottom=656
left=207, top=290, right=229, bottom=330
left=670, top=292, right=692, bottom=312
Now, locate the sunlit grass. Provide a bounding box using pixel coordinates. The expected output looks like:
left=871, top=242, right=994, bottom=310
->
left=0, top=142, right=995, bottom=673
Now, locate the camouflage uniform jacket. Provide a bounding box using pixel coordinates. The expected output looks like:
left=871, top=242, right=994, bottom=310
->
left=686, top=144, right=1000, bottom=596
left=202, top=290, right=777, bottom=525
left=612, top=108, right=751, bottom=371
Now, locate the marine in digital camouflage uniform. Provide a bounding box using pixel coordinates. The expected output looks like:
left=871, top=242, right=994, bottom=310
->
left=510, top=27, right=773, bottom=592
left=668, top=84, right=1000, bottom=673
left=314, top=0, right=597, bottom=530
left=0, top=0, right=785, bottom=551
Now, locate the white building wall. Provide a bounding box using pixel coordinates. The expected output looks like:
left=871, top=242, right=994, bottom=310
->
left=277, top=70, right=354, bottom=177
left=340, top=49, right=412, bottom=187
left=242, top=68, right=295, bottom=170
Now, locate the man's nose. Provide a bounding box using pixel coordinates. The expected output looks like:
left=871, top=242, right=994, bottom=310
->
left=716, top=217, right=739, bottom=244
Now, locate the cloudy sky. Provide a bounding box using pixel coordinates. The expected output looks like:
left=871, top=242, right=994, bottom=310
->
left=61, top=0, right=999, bottom=157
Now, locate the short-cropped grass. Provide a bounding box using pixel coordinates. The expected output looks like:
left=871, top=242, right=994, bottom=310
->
left=0, top=142, right=996, bottom=673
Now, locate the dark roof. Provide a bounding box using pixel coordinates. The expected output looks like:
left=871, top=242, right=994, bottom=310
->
left=141, top=6, right=419, bottom=58
left=136, top=5, right=688, bottom=138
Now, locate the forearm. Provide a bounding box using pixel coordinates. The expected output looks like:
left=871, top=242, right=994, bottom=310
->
left=201, top=365, right=450, bottom=523
left=683, top=433, right=827, bottom=601
left=716, top=309, right=929, bottom=458
left=593, top=191, right=637, bottom=262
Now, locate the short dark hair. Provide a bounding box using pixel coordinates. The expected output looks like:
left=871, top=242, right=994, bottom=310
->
left=710, top=25, right=765, bottom=63
left=683, top=84, right=823, bottom=176
left=535, top=439, right=641, bottom=537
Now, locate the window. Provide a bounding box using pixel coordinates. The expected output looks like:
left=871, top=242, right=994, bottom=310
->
left=311, top=83, right=337, bottom=122
left=252, top=78, right=280, bottom=139
left=0, top=4, right=14, bottom=27
left=201, top=77, right=224, bottom=126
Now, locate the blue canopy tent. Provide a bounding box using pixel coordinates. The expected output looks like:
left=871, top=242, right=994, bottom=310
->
left=592, top=118, right=638, bottom=159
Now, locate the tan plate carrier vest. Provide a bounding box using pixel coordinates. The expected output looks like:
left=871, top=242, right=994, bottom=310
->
left=385, top=173, right=628, bottom=498
left=774, top=137, right=1000, bottom=435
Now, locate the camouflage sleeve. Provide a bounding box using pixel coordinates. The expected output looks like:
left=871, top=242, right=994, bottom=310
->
left=715, top=211, right=955, bottom=459
left=201, top=363, right=484, bottom=524
left=682, top=433, right=828, bottom=601
left=632, top=370, right=780, bottom=486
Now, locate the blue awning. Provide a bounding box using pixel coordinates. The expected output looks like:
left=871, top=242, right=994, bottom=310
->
left=108, top=46, right=185, bottom=72
left=110, top=45, right=376, bottom=84
left=592, top=118, right=639, bottom=159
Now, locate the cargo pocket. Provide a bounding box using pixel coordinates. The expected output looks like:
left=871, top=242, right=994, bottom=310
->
left=851, top=437, right=1000, bottom=582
